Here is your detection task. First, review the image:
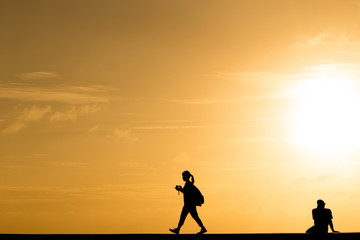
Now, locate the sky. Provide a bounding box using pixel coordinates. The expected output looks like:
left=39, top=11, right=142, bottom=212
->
left=1, top=0, right=360, bottom=234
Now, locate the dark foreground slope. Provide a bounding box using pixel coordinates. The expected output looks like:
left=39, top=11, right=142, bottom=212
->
left=0, top=233, right=359, bottom=240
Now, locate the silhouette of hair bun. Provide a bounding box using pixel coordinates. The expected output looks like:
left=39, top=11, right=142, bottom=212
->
left=182, top=171, right=191, bottom=177
left=182, top=170, right=194, bottom=183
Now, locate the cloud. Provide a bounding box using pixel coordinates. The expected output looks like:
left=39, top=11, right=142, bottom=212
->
left=170, top=152, right=190, bottom=164
left=295, top=29, right=360, bottom=55
left=2, top=122, right=26, bottom=134
left=88, top=125, right=99, bottom=133
left=68, top=85, right=117, bottom=93
left=49, top=105, right=100, bottom=122
left=49, top=109, right=77, bottom=122
left=229, top=137, right=278, bottom=144
left=2, top=104, right=102, bottom=134
left=17, top=72, right=60, bottom=81
left=108, top=128, right=138, bottom=141
left=162, top=96, right=286, bottom=104
left=0, top=73, right=115, bottom=104
left=2, top=105, right=52, bottom=134
left=162, top=71, right=307, bottom=105
left=18, top=105, right=52, bottom=122
left=0, top=85, right=110, bottom=104
left=297, top=30, right=349, bottom=48
left=0, top=183, right=162, bottom=205
left=0, top=185, right=133, bottom=204
left=40, top=160, right=86, bottom=167
left=305, top=63, right=360, bottom=76
left=217, top=71, right=301, bottom=83
left=248, top=115, right=289, bottom=122
left=294, top=174, right=337, bottom=184
left=133, top=124, right=246, bottom=130
left=169, top=62, right=360, bottom=106
left=0, top=71, right=116, bottom=133
left=113, top=129, right=131, bottom=138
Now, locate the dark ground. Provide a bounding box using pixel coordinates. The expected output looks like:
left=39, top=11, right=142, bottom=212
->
left=0, top=233, right=359, bottom=240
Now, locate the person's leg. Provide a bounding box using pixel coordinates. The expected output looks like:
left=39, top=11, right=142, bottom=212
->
left=189, top=205, right=207, bottom=234
left=306, top=226, right=316, bottom=234
left=178, top=206, right=190, bottom=229
left=170, top=206, right=189, bottom=234
left=312, top=227, right=327, bottom=240
left=189, top=206, right=204, bottom=228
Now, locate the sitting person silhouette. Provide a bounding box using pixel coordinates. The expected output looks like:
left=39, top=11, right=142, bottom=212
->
left=306, top=199, right=339, bottom=238
left=169, top=171, right=207, bottom=234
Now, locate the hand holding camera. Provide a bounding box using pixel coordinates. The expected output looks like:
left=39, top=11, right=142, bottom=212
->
left=175, top=185, right=182, bottom=191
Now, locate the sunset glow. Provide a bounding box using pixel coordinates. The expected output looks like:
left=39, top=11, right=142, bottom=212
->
left=1, top=0, right=360, bottom=235
left=292, top=65, right=360, bottom=154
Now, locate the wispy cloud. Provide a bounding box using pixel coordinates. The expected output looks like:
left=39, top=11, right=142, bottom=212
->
left=163, top=71, right=307, bottom=105
left=107, top=128, right=138, bottom=141
left=0, top=72, right=115, bottom=104
left=40, top=160, right=86, bottom=167
left=2, top=106, right=51, bottom=134
left=17, top=72, right=60, bottom=81
left=2, top=104, right=103, bottom=134
left=88, top=125, right=100, bottom=133
left=18, top=105, right=52, bottom=122
left=133, top=124, right=247, bottom=130
left=217, top=71, right=304, bottom=83
left=229, top=137, right=279, bottom=144
left=165, top=62, right=360, bottom=106
left=2, top=122, right=26, bottom=134
left=162, top=96, right=292, bottom=105
left=49, top=105, right=100, bottom=122
left=248, top=115, right=289, bottom=122
left=0, top=85, right=110, bottom=104
left=296, top=30, right=349, bottom=48
left=295, top=29, right=360, bottom=55
left=0, top=184, right=144, bottom=204
left=294, top=174, right=337, bottom=183
left=0, top=71, right=117, bottom=133
left=113, top=129, right=132, bottom=138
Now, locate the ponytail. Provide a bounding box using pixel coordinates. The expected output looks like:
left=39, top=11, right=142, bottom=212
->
left=182, top=170, right=195, bottom=183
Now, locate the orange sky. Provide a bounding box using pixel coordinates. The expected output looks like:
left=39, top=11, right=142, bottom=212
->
left=1, top=0, right=360, bottom=234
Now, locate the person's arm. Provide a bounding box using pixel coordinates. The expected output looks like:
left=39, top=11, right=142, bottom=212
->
left=312, top=209, right=315, bottom=220
left=329, top=220, right=339, bottom=233
left=175, top=185, right=184, bottom=193
left=328, top=209, right=339, bottom=233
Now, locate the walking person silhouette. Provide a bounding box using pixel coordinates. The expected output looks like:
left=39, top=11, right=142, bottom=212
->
left=306, top=199, right=339, bottom=239
left=170, top=171, right=207, bottom=234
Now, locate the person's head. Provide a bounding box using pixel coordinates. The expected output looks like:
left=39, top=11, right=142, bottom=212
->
left=317, top=199, right=325, bottom=208
left=182, top=170, right=194, bottom=183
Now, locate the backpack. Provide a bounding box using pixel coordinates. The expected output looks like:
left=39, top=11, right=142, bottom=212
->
left=193, top=185, right=204, bottom=206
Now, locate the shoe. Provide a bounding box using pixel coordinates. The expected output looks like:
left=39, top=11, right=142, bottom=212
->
left=197, top=227, right=207, bottom=234
left=169, top=228, right=180, bottom=234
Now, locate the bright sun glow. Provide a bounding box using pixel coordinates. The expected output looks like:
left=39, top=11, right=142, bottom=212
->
left=292, top=65, right=360, bottom=155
